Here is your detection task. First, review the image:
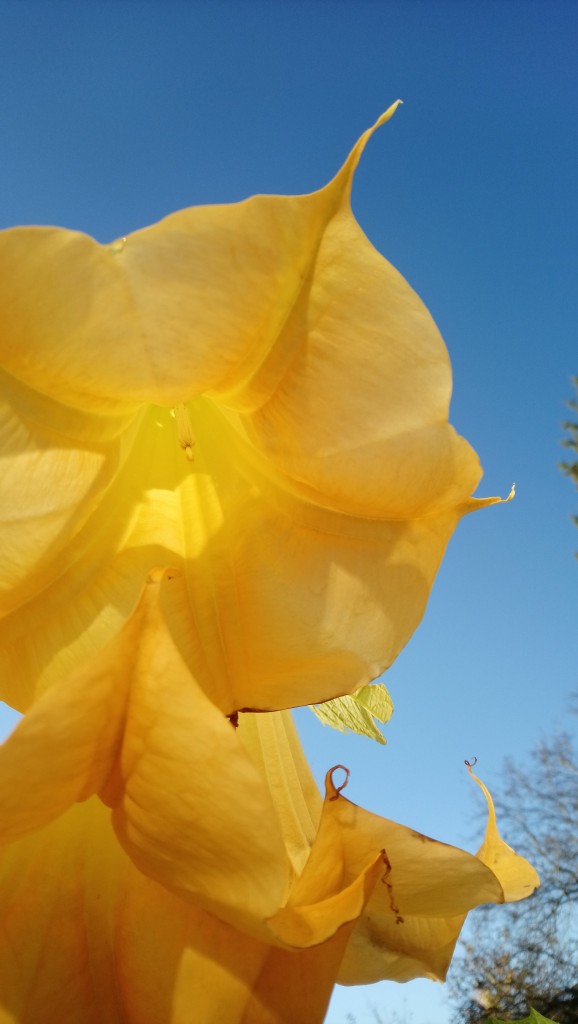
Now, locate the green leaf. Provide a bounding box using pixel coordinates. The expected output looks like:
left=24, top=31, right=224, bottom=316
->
left=487, top=1009, right=558, bottom=1024
left=309, top=683, right=393, bottom=744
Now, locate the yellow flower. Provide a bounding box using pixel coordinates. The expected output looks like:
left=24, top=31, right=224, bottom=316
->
left=0, top=573, right=538, bottom=1024
left=0, top=105, right=532, bottom=1023
left=0, top=103, right=501, bottom=718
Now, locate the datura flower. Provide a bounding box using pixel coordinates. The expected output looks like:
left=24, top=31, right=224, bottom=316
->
left=0, top=103, right=535, bottom=1023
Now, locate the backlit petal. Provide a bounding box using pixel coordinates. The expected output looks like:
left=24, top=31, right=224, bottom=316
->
left=0, top=573, right=538, bottom=987
left=0, top=799, right=347, bottom=1024
left=0, top=105, right=400, bottom=414
left=0, top=107, right=536, bottom=1020
left=0, top=573, right=293, bottom=938
left=0, top=704, right=538, bottom=1018
left=0, top=107, right=505, bottom=717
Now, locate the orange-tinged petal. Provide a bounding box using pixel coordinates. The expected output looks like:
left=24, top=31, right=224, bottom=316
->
left=0, top=798, right=347, bottom=1024
left=0, top=412, right=483, bottom=715
left=0, top=602, right=539, bottom=1018
left=0, top=801, right=128, bottom=1024
left=0, top=571, right=538, bottom=982
left=0, top=573, right=294, bottom=938
left=337, top=764, right=539, bottom=985
left=287, top=768, right=504, bottom=985
left=0, top=105, right=400, bottom=415
left=0, top=107, right=506, bottom=717
left=0, top=721, right=539, bottom=1018
left=0, top=373, right=138, bottom=616
left=0, top=107, right=538, bottom=1021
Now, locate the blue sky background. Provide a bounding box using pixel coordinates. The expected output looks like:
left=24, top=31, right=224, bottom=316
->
left=1, top=2, right=576, bottom=1022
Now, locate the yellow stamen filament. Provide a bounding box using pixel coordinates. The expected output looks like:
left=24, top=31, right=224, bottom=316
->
left=173, top=403, right=196, bottom=461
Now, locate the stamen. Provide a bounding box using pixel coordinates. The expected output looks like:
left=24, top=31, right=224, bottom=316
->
left=173, top=403, right=196, bottom=461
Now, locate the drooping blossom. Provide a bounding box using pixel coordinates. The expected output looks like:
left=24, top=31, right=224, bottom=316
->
left=0, top=103, right=503, bottom=718
left=0, top=105, right=534, bottom=1023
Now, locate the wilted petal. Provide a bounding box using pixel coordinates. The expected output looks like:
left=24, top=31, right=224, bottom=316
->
left=0, top=106, right=506, bottom=716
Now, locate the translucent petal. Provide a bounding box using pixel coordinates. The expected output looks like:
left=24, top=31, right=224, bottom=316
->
left=0, top=107, right=537, bottom=1019
left=0, top=390, right=492, bottom=716
left=0, top=109, right=398, bottom=414
left=0, top=573, right=294, bottom=937
left=1, top=107, right=506, bottom=716
left=0, top=575, right=538, bottom=979
left=0, top=799, right=346, bottom=1024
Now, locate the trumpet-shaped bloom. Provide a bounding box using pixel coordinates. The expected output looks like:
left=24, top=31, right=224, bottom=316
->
left=0, top=103, right=503, bottom=718
left=0, top=107, right=533, bottom=1023
left=0, top=573, right=538, bottom=1024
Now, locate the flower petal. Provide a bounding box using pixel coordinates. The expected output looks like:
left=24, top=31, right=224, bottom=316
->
left=0, top=107, right=507, bottom=718
left=468, top=763, right=540, bottom=901
left=0, top=572, right=294, bottom=937
left=0, top=105, right=400, bottom=415
left=0, top=392, right=492, bottom=716
left=273, top=766, right=506, bottom=984
left=237, top=723, right=538, bottom=980
left=0, top=799, right=347, bottom=1024
left=0, top=372, right=137, bottom=618
left=337, top=765, right=540, bottom=985
left=0, top=587, right=539, bottom=1005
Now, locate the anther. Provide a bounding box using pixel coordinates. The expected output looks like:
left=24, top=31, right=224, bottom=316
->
left=173, top=403, right=196, bottom=461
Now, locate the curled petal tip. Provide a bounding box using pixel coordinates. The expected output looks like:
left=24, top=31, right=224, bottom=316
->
left=326, top=764, right=351, bottom=801
left=460, top=482, right=516, bottom=515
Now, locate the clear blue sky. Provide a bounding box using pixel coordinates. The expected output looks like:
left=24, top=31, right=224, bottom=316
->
left=1, top=2, right=577, bottom=1022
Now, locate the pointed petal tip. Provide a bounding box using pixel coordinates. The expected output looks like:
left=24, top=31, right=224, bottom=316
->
left=331, top=100, right=403, bottom=198
left=460, top=482, right=516, bottom=515
left=373, top=99, right=403, bottom=130
left=466, top=759, right=540, bottom=901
